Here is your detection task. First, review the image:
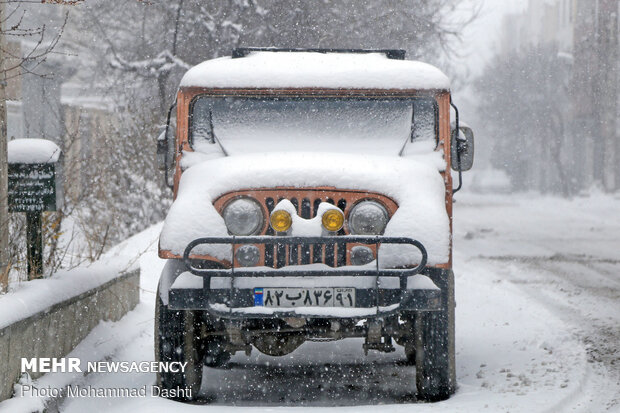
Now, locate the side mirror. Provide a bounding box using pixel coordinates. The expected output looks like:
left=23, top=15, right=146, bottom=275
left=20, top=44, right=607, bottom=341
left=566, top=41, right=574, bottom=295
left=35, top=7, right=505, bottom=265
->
left=451, top=125, right=474, bottom=172
left=156, top=127, right=168, bottom=171
left=157, top=102, right=177, bottom=188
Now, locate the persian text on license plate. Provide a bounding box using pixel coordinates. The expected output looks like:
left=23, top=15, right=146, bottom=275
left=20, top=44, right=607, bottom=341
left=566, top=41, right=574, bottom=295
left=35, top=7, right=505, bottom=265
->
left=254, top=287, right=355, bottom=308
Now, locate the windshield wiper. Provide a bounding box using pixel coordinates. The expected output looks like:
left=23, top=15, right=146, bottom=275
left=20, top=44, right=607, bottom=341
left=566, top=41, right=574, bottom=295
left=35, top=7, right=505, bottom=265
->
left=208, top=109, right=229, bottom=156
left=398, top=104, right=416, bottom=156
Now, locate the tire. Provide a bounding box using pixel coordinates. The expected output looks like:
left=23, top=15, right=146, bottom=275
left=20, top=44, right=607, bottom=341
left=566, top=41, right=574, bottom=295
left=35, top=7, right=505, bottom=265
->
left=155, top=291, right=203, bottom=401
left=414, top=310, right=452, bottom=401
left=405, top=342, right=416, bottom=365
left=399, top=316, right=416, bottom=365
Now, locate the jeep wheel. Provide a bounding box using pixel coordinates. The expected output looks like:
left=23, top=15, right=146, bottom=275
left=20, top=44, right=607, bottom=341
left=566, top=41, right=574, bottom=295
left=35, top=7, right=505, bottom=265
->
left=399, top=317, right=416, bottom=365
left=405, top=342, right=416, bottom=365
left=414, top=311, right=452, bottom=401
left=155, top=291, right=203, bottom=401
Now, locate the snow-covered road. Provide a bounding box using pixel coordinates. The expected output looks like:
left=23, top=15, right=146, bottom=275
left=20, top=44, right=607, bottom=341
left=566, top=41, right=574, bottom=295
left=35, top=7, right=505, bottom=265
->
left=4, top=192, right=619, bottom=412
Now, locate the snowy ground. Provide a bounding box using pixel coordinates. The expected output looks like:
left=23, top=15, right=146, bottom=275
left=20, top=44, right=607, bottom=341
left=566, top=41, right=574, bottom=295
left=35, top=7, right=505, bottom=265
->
left=3, top=192, right=619, bottom=412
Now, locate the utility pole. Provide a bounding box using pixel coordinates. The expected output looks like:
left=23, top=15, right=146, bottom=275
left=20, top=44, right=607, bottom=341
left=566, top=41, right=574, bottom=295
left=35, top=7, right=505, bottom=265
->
left=0, top=0, right=9, bottom=292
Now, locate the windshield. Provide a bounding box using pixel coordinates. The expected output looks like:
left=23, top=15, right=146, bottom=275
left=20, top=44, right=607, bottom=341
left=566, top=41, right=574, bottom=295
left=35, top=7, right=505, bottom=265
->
left=190, top=96, right=437, bottom=156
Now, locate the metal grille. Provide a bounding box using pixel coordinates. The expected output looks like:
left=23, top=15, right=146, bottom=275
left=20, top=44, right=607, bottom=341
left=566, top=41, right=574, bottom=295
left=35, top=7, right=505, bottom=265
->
left=264, top=197, right=347, bottom=268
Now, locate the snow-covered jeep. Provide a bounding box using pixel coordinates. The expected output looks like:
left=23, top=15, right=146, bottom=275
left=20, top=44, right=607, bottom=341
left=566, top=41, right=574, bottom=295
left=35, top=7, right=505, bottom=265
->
left=155, top=48, right=474, bottom=402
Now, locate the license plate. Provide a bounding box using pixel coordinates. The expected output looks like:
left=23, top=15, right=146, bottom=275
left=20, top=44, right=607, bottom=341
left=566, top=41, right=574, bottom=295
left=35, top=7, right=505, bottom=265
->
left=254, top=287, right=355, bottom=308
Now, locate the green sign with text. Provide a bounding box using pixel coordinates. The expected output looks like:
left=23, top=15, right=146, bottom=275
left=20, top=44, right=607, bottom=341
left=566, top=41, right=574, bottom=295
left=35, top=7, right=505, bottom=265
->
left=8, top=163, right=57, bottom=213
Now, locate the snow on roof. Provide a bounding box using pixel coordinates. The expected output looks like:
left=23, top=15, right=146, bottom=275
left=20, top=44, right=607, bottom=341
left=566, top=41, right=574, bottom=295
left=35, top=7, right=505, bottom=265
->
left=7, top=138, right=61, bottom=164
left=179, top=51, right=450, bottom=90
left=160, top=152, right=450, bottom=266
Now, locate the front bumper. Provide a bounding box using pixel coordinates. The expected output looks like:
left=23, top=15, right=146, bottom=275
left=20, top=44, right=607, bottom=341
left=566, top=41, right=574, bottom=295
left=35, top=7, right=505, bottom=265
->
left=170, top=235, right=442, bottom=318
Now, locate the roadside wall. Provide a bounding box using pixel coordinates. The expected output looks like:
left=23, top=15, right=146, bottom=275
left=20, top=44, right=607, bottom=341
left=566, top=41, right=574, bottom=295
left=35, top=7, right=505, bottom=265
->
left=0, top=270, right=139, bottom=401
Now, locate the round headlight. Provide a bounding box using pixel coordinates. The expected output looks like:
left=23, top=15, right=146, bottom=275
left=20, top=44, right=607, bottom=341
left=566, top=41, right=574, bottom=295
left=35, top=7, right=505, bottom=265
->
left=222, top=198, right=264, bottom=235
left=270, top=210, right=292, bottom=233
left=322, top=209, right=344, bottom=232
left=348, top=200, right=389, bottom=235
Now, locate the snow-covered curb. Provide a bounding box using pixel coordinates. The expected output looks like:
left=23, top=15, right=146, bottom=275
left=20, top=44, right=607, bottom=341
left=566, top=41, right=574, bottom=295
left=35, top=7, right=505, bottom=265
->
left=0, top=302, right=148, bottom=413
left=0, top=261, right=138, bottom=330
left=0, top=266, right=140, bottom=402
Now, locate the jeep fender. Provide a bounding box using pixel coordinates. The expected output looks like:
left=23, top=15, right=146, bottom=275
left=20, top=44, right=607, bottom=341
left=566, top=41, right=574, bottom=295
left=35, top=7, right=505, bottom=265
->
left=157, top=259, right=186, bottom=306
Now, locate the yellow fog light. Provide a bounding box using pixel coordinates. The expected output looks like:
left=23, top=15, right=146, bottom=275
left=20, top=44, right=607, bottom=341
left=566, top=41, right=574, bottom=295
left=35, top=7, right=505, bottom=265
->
left=322, top=209, right=344, bottom=232
left=270, top=210, right=292, bottom=232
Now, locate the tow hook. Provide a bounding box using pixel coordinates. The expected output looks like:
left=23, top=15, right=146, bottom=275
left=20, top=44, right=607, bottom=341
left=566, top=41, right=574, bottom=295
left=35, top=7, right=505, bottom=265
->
left=363, top=320, right=395, bottom=354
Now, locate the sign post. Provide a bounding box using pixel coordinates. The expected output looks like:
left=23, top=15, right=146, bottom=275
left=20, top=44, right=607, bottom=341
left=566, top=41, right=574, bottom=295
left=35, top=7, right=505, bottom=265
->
left=7, top=139, right=61, bottom=280
left=26, top=211, right=42, bottom=277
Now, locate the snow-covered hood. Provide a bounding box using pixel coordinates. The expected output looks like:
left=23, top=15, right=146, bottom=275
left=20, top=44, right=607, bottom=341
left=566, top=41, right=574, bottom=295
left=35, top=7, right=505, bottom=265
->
left=159, top=152, right=450, bottom=266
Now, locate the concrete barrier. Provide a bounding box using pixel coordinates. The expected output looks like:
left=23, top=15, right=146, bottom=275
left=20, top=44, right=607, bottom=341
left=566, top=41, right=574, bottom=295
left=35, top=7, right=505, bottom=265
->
left=0, top=270, right=139, bottom=402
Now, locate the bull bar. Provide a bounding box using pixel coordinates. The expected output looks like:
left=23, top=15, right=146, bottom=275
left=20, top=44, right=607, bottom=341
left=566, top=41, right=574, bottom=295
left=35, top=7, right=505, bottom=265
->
left=179, top=235, right=442, bottom=317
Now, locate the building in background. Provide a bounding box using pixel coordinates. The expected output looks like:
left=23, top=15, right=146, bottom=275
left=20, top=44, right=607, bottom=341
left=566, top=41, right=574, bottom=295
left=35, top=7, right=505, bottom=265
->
left=499, top=0, right=619, bottom=193
left=5, top=39, right=117, bottom=204
left=500, top=0, right=575, bottom=60
left=61, top=82, right=117, bottom=203
left=571, top=0, right=619, bottom=191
